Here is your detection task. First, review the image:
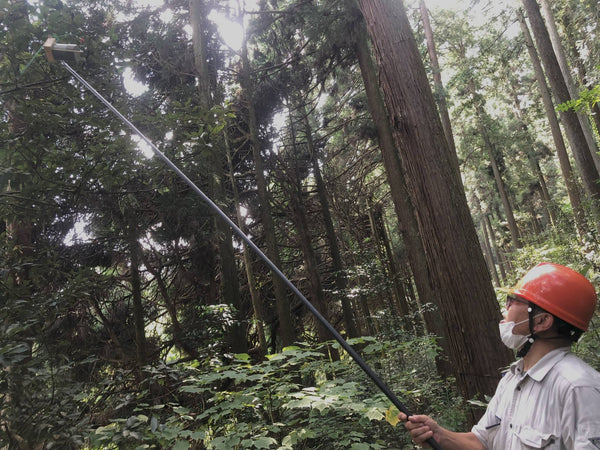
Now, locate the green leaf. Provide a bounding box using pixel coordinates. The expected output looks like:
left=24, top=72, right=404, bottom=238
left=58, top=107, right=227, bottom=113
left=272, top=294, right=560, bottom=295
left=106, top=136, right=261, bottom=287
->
left=350, top=444, right=371, bottom=450
left=282, top=345, right=301, bottom=352
left=253, top=436, right=277, bottom=448
left=234, top=352, right=251, bottom=361
left=364, top=407, right=384, bottom=421
left=172, top=441, right=190, bottom=450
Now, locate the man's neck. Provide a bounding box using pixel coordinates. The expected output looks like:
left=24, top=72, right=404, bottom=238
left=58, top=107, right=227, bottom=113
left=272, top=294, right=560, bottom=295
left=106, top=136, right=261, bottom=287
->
left=523, top=338, right=570, bottom=371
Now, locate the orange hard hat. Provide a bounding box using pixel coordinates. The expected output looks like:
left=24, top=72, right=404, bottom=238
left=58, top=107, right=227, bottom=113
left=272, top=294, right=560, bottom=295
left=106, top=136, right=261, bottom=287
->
left=509, top=262, right=597, bottom=331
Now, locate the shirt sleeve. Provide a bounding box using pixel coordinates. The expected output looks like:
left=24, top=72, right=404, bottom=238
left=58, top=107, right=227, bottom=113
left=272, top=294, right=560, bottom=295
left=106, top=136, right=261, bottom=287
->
left=563, top=385, right=600, bottom=449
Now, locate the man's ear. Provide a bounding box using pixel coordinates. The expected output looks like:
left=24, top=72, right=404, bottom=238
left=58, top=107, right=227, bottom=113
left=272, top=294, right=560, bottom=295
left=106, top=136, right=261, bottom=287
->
left=534, top=313, right=554, bottom=333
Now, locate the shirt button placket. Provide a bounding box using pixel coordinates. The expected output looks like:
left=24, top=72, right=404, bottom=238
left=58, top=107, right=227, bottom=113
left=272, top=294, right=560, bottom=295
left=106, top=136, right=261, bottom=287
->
left=508, top=373, right=526, bottom=446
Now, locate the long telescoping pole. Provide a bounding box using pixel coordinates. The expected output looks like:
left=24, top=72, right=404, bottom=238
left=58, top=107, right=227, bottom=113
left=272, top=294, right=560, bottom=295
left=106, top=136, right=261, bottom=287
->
left=60, top=61, right=443, bottom=450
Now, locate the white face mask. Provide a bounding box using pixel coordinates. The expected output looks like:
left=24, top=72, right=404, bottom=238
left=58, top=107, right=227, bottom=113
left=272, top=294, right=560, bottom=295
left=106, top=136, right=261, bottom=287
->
left=499, top=318, right=531, bottom=349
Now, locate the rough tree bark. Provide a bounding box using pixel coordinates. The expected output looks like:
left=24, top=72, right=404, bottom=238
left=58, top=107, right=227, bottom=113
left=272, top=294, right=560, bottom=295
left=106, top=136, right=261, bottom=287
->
left=356, top=0, right=513, bottom=417
left=353, top=16, right=451, bottom=374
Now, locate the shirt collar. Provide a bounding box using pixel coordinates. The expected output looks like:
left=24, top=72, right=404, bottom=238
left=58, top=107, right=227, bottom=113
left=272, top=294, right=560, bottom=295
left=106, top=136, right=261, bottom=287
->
left=509, top=347, right=571, bottom=381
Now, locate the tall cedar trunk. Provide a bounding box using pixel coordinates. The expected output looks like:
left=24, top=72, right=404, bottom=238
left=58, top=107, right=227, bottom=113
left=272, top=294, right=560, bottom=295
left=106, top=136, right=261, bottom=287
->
left=382, top=217, right=416, bottom=333
left=559, top=12, right=600, bottom=135
left=481, top=220, right=501, bottom=287
left=419, top=0, right=457, bottom=158
left=468, top=80, right=522, bottom=249
left=287, top=108, right=338, bottom=356
left=516, top=8, right=587, bottom=237
left=345, top=243, right=377, bottom=336
left=521, top=0, right=600, bottom=214
left=189, top=0, right=212, bottom=109
left=473, top=195, right=501, bottom=287
left=353, top=17, right=451, bottom=373
left=538, top=0, right=600, bottom=172
left=356, top=0, right=513, bottom=417
left=128, top=226, right=148, bottom=380
left=289, top=179, right=334, bottom=346
left=485, top=212, right=507, bottom=283
left=141, top=253, right=201, bottom=360
left=189, top=0, right=247, bottom=352
left=225, top=130, right=268, bottom=355
left=366, top=200, right=405, bottom=328
left=302, top=112, right=359, bottom=338
left=507, top=77, right=556, bottom=227
left=240, top=41, right=296, bottom=347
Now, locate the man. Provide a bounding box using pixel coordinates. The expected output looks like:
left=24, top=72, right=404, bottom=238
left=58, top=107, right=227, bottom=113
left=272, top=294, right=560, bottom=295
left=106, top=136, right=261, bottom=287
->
left=400, top=262, right=600, bottom=449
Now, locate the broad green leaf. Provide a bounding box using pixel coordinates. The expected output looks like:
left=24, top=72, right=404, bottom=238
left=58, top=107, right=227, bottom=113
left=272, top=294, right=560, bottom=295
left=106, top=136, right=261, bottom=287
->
left=365, top=407, right=384, bottom=421
left=172, top=440, right=190, bottom=450
left=253, top=436, right=277, bottom=448
left=350, top=444, right=371, bottom=450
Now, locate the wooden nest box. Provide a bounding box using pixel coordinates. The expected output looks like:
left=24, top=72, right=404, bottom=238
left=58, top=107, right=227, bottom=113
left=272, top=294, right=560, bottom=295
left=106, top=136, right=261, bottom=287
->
left=44, top=37, right=83, bottom=63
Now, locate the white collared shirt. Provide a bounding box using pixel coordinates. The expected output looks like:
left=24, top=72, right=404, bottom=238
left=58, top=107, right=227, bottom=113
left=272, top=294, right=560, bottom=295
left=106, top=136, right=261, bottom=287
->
left=472, top=347, right=600, bottom=449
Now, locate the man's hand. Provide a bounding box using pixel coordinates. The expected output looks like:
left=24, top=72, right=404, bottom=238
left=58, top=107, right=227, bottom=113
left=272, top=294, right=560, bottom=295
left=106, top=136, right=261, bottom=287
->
left=398, top=413, right=440, bottom=448
left=399, top=413, right=485, bottom=450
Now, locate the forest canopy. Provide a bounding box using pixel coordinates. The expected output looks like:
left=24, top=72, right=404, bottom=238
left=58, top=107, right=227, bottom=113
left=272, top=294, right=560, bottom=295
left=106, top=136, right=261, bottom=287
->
left=1, top=0, right=599, bottom=448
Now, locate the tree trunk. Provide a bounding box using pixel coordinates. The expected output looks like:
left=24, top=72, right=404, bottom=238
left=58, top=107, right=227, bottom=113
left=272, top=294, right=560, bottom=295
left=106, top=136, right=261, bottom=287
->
left=506, top=74, right=556, bottom=228
left=285, top=106, right=340, bottom=361
left=353, top=16, right=450, bottom=368
left=128, top=226, right=148, bottom=379
left=142, top=252, right=201, bottom=360
left=419, top=0, right=457, bottom=158
left=240, top=38, right=296, bottom=347
left=289, top=181, right=334, bottom=346
left=559, top=11, right=600, bottom=135
left=302, top=112, right=359, bottom=339
left=467, top=78, right=522, bottom=249
left=225, top=130, right=268, bottom=356
left=356, top=0, right=513, bottom=417
left=538, top=0, right=600, bottom=171
left=484, top=213, right=507, bottom=284
left=366, top=199, right=406, bottom=329
left=521, top=0, right=600, bottom=213
left=189, top=0, right=212, bottom=108
left=189, top=0, right=247, bottom=353
left=473, top=195, right=501, bottom=287
left=481, top=220, right=501, bottom=287
left=516, top=8, right=588, bottom=237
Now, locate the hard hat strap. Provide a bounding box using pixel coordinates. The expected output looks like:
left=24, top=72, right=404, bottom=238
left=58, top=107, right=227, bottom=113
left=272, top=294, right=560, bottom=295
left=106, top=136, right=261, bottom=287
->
left=516, top=304, right=537, bottom=357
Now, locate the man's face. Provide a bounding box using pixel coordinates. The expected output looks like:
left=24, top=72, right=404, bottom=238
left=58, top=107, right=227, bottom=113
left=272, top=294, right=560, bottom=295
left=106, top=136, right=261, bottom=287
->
left=502, top=295, right=530, bottom=335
